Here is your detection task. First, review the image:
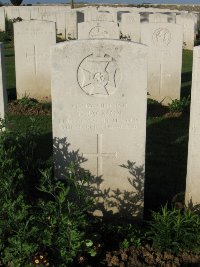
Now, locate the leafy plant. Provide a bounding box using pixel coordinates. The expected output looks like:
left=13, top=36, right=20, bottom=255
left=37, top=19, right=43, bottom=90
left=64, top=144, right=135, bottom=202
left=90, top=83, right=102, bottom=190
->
left=168, top=96, right=190, bottom=114
left=148, top=205, right=200, bottom=253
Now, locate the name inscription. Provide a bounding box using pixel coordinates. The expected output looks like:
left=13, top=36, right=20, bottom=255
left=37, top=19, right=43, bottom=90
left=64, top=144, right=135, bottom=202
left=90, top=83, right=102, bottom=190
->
left=58, top=103, right=139, bottom=131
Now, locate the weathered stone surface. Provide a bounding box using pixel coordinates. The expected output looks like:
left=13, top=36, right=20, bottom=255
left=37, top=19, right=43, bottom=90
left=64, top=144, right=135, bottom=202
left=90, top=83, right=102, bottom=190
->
left=0, top=8, right=5, bottom=32
left=78, top=21, right=120, bottom=39
left=141, top=23, right=183, bottom=104
left=176, top=14, right=195, bottom=50
left=120, top=13, right=140, bottom=42
left=66, top=10, right=84, bottom=40
left=51, top=39, right=147, bottom=219
left=14, top=20, right=56, bottom=100
left=0, top=43, right=7, bottom=119
left=186, top=46, right=200, bottom=206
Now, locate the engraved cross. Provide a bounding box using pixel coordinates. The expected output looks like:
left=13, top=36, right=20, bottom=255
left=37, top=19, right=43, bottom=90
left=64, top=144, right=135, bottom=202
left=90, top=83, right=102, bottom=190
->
left=153, top=63, right=171, bottom=94
left=26, top=45, right=37, bottom=75
left=83, top=134, right=117, bottom=177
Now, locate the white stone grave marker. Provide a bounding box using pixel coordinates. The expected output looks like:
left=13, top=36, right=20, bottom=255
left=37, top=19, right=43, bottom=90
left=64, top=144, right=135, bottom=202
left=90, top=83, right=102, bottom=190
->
left=141, top=23, right=183, bottom=104
left=186, top=46, right=200, bottom=206
left=14, top=20, right=56, bottom=100
left=51, top=39, right=147, bottom=219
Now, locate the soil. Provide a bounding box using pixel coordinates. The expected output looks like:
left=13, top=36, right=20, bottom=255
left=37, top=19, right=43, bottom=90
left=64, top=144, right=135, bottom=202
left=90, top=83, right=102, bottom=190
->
left=105, top=245, right=200, bottom=267
left=7, top=100, right=51, bottom=116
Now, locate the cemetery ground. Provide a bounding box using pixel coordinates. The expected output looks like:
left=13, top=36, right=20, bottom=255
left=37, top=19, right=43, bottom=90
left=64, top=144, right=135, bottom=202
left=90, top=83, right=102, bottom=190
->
left=1, top=35, right=200, bottom=267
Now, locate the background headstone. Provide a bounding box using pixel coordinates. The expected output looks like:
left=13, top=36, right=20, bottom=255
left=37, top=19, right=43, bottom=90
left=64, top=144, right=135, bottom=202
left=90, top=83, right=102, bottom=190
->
left=78, top=21, right=120, bottom=39
left=0, top=8, right=5, bottom=32
left=0, top=43, right=7, bottom=119
left=51, top=39, right=147, bottom=219
left=141, top=23, right=183, bottom=104
left=14, top=20, right=56, bottom=100
left=120, top=13, right=140, bottom=42
left=176, top=14, right=195, bottom=50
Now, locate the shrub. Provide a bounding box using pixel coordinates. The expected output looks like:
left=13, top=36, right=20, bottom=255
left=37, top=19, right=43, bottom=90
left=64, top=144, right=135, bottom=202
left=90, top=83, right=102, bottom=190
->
left=148, top=205, right=200, bottom=254
left=0, top=119, right=95, bottom=266
left=168, top=96, right=190, bottom=114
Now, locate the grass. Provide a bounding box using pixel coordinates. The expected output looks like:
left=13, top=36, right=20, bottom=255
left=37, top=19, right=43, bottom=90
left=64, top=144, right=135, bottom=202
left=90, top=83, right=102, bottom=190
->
left=3, top=39, right=194, bottom=217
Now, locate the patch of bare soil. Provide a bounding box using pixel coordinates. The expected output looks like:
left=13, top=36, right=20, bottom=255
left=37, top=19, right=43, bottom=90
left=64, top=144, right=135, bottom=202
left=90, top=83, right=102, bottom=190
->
left=8, top=100, right=51, bottom=116
left=105, top=245, right=200, bottom=267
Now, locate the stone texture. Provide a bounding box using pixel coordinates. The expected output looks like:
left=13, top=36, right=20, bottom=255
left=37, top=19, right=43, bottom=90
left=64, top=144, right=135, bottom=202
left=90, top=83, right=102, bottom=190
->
left=66, top=10, right=84, bottom=40
left=84, top=9, right=117, bottom=22
left=149, top=13, right=175, bottom=23
left=78, top=21, right=120, bottom=39
left=185, top=46, right=200, bottom=206
left=0, top=43, right=7, bottom=119
left=176, top=14, right=195, bottom=50
left=141, top=23, right=183, bottom=104
left=14, top=20, right=56, bottom=100
left=0, top=8, right=5, bottom=32
left=120, top=13, right=140, bottom=42
left=51, top=39, right=147, bottom=219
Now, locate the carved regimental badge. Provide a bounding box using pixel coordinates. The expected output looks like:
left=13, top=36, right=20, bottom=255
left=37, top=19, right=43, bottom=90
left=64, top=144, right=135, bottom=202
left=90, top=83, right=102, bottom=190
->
left=89, top=25, right=109, bottom=39
left=77, top=53, right=121, bottom=97
left=152, top=28, right=171, bottom=46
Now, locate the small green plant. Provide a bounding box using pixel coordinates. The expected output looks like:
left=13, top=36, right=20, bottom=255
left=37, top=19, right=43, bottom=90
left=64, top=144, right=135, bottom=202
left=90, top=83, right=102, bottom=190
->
left=17, top=96, right=39, bottom=108
left=148, top=205, right=200, bottom=254
left=168, top=96, right=190, bottom=114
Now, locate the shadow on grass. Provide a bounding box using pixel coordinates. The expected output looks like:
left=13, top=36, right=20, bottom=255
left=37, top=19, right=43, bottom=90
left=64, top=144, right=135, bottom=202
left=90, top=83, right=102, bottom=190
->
left=181, top=71, right=192, bottom=99
left=144, top=114, right=190, bottom=218
left=7, top=87, right=16, bottom=101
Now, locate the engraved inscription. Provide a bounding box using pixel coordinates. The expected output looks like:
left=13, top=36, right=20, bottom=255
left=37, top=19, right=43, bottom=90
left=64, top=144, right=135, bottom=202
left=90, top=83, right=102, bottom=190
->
left=83, top=133, right=117, bottom=176
left=58, top=102, right=139, bottom=131
left=89, top=25, right=109, bottom=38
left=77, top=53, right=121, bottom=97
left=152, top=28, right=171, bottom=46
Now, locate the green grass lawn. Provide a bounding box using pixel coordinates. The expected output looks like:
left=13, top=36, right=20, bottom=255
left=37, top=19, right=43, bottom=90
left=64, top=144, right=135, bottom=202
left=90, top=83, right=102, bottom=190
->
left=4, top=41, right=194, bottom=216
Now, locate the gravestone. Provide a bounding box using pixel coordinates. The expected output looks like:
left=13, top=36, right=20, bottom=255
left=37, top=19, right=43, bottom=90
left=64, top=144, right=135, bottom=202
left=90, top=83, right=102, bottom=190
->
left=141, top=23, right=183, bottom=104
left=78, top=21, right=120, bottom=39
left=0, top=8, right=5, bottom=32
left=0, top=43, right=7, bottom=119
left=51, top=39, right=147, bottom=219
left=149, top=13, right=175, bottom=23
left=18, top=6, right=31, bottom=20
left=120, top=13, right=140, bottom=42
left=4, top=6, right=20, bottom=20
left=66, top=11, right=84, bottom=40
left=84, top=9, right=117, bottom=22
left=176, top=14, right=195, bottom=50
left=185, top=46, right=200, bottom=206
left=14, top=20, right=56, bottom=100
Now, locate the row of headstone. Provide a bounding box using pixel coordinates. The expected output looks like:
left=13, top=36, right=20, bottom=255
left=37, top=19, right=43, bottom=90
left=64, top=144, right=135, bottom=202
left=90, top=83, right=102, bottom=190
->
left=13, top=19, right=183, bottom=104
left=0, top=6, right=198, bottom=49
left=1, top=20, right=200, bottom=218
left=50, top=41, right=200, bottom=217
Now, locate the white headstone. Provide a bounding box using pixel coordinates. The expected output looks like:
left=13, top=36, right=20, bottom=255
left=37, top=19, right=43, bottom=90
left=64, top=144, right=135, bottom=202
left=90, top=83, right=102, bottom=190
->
left=186, top=46, right=200, bottom=206
left=51, top=39, right=147, bottom=219
left=149, top=13, right=175, bottom=23
left=120, top=13, right=140, bottom=42
left=78, top=21, right=120, bottom=39
left=14, top=20, right=56, bottom=100
left=84, top=9, right=117, bottom=22
left=141, top=23, right=183, bottom=104
left=0, top=43, right=7, bottom=119
left=66, top=11, right=84, bottom=40
left=5, top=6, right=20, bottom=20
left=176, top=14, right=195, bottom=50
left=0, top=8, right=5, bottom=32
left=18, top=6, right=31, bottom=21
